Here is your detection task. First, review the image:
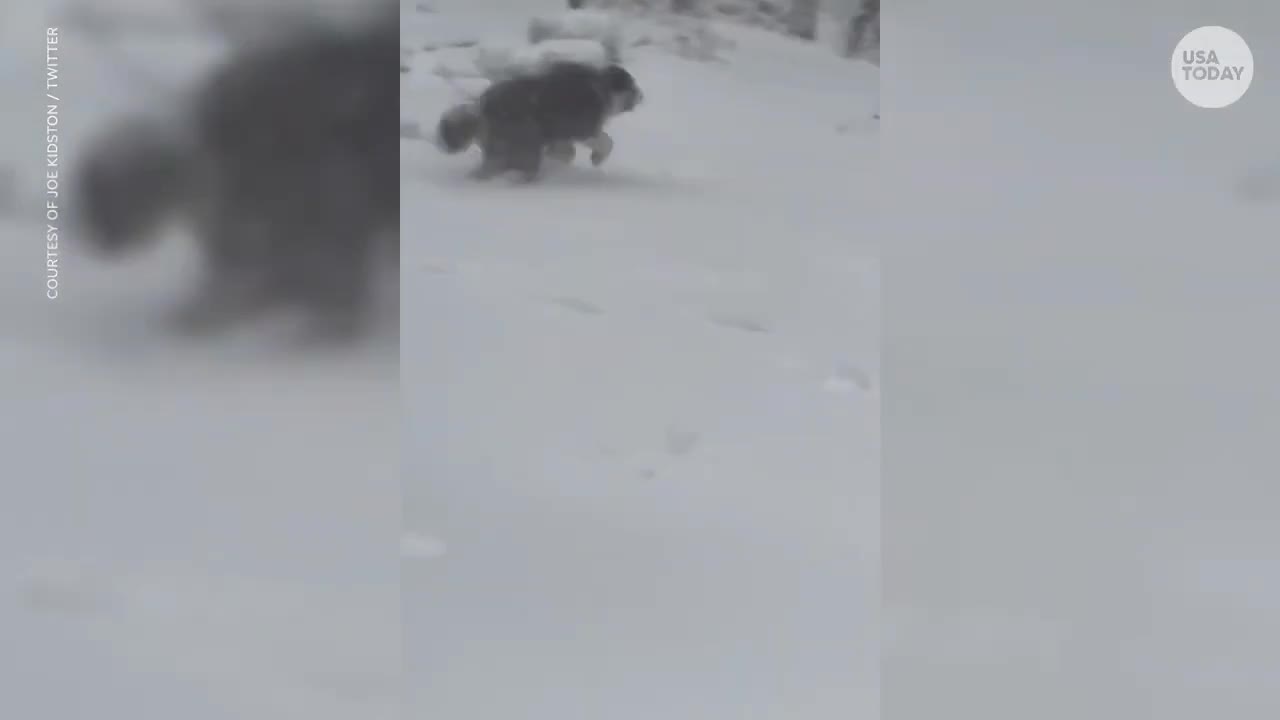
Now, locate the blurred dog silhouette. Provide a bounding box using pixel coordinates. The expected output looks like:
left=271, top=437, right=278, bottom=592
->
left=77, top=6, right=398, bottom=340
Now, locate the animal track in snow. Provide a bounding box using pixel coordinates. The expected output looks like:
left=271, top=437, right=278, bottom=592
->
left=546, top=296, right=604, bottom=315
left=664, top=426, right=700, bottom=457
left=824, top=363, right=873, bottom=393
left=708, top=312, right=769, bottom=334
left=401, top=532, right=448, bottom=559
left=17, top=560, right=114, bottom=615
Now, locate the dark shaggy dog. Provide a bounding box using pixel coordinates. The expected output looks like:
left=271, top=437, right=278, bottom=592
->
left=435, top=61, right=642, bottom=181
left=846, top=0, right=880, bottom=61
left=75, top=9, right=398, bottom=339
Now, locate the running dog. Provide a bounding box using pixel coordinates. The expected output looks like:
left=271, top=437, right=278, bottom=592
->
left=435, top=61, right=642, bottom=181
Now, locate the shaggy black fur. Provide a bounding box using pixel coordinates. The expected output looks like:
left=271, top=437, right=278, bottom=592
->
left=435, top=61, right=642, bottom=181
left=76, top=8, right=398, bottom=339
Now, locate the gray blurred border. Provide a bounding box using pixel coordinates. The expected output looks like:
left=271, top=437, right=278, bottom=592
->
left=884, top=1, right=1280, bottom=718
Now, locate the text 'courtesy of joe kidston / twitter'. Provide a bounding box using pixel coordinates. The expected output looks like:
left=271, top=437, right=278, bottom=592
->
left=45, top=27, right=61, bottom=300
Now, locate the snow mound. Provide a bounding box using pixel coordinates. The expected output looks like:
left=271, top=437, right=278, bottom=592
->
left=528, top=8, right=624, bottom=61
left=474, top=38, right=611, bottom=82
left=639, top=15, right=734, bottom=62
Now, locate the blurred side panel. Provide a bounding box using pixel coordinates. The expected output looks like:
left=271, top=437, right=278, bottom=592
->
left=884, top=2, right=1280, bottom=720
left=1, top=2, right=400, bottom=718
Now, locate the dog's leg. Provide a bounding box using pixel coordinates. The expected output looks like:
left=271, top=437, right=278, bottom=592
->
left=546, top=140, right=576, bottom=164
left=168, top=266, right=271, bottom=334
left=585, top=131, right=614, bottom=166
left=281, top=167, right=384, bottom=342
left=510, top=143, right=544, bottom=182
left=470, top=149, right=503, bottom=180
left=166, top=206, right=275, bottom=335
left=168, top=245, right=274, bottom=335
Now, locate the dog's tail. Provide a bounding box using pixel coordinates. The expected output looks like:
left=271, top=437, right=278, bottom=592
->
left=435, top=103, right=483, bottom=154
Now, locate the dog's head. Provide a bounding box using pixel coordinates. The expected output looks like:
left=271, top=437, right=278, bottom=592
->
left=600, top=64, right=642, bottom=115
left=435, top=103, right=482, bottom=154
left=76, top=119, right=193, bottom=256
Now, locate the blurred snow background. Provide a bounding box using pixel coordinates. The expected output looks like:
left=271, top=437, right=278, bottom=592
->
left=2, top=2, right=398, bottom=718
left=882, top=2, right=1280, bottom=719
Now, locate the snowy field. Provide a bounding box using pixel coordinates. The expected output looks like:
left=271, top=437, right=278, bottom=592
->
left=2, top=3, right=398, bottom=718
left=401, top=1, right=878, bottom=718
left=883, top=2, right=1280, bottom=719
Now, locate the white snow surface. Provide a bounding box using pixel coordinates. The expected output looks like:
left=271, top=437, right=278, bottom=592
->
left=403, top=1, right=878, bottom=718
left=528, top=8, right=624, bottom=47
left=474, top=37, right=611, bottom=82
left=882, top=2, right=1280, bottom=719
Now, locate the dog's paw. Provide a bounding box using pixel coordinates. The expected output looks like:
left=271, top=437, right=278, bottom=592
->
left=587, top=132, right=613, bottom=166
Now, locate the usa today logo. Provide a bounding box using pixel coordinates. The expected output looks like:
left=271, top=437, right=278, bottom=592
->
left=1172, top=26, right=1253, bottom=109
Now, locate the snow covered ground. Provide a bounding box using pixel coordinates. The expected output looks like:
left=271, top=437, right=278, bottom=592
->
left=401, top=1, right=878, bottom=718
left=883, top=2, right=1280, bottom=718
left=2, top=3, right=398, bottom=718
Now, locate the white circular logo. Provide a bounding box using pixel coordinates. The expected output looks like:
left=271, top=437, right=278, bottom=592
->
left=1172, top=26, right=1253, bottom=108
